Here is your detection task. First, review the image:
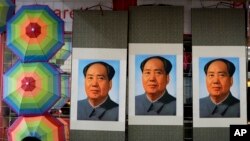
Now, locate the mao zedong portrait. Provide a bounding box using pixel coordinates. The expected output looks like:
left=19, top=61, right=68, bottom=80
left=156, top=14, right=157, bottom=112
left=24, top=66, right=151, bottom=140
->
left=200, top=58, right=240, bottom=118
left=77, top=61, right=119, bottom=121
left=135, top=56, right=176, bottom=115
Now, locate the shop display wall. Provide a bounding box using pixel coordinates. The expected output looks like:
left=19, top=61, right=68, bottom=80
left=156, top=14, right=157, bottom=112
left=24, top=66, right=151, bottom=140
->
left=192, top=8, right=246, bottom=141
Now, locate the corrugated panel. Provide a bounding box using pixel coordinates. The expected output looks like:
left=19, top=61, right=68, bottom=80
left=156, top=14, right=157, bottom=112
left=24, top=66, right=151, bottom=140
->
left=129, top=6, right=183, bottom=43
left=192, top=8, right=245, bottom=46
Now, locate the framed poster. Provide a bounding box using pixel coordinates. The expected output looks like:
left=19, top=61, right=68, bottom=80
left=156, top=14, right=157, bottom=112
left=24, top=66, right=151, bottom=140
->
left=128, top=43, right=183, bottom=125
left=193, top=46, right=247, bottom=127
left=70, top=48, right=126, bottom=131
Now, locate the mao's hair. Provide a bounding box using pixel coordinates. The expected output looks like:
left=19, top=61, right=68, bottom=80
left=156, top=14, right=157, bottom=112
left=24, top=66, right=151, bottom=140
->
left=83, top=61, right=115, bottom=80
left=204, top=58, right=235, bottom=77
left=140, top=56, right=172, bottom=74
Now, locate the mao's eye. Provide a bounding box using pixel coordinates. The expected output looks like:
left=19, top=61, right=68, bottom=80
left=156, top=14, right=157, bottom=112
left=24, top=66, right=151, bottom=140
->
left=143, top=71, right=150, bottom=75
left=155, top=71, right=163, bottom=75
left=98, top=76, right=105, bottom=80
left=219, top=73, right=227, bottom=77
left=87, top=76, right=93, bottom=80
left=208, top=74, right=214, bottom=77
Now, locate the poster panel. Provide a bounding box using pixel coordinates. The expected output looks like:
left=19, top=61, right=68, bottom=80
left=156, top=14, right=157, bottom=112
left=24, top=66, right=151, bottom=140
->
left=128, top=43, right=183, bottom=125
left=193, top=46, right=247, bottom=127
left=70, top=48, right=126, bottom=131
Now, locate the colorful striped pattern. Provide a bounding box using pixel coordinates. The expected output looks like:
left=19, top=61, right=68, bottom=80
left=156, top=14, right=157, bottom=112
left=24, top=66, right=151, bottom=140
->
left=8, top=115, right=65, bottom=141
left=3, top=61, right=61, bottom=115
left=6, top=5, right=64, bottom=62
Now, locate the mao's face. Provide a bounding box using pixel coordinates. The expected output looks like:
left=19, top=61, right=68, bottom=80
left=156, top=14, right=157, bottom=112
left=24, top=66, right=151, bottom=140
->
left=142, top=58, right=169, bottom=96
left=85, top=63, right=112, bottom=101
left=206, top=61, right=233, bottom=98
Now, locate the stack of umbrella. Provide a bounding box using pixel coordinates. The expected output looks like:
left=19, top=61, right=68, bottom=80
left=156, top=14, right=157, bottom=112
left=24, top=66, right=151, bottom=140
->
left=3, top=5, right=66, bottom=141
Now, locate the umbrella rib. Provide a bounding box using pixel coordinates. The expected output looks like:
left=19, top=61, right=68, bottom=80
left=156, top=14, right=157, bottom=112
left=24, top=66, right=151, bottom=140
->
left=24, top=116, right=43, bottom=138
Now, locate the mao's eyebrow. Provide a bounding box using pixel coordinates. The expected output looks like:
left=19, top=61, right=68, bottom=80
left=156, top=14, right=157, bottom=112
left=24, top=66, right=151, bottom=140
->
left=207, top=71, right=227, bottom=73
left=143, top=68, right=163, bottom=71
left=154, top=69, right=164, bottom=71
left=86, top=74, right=107, bottom=77
left=207, top=71, right=229, bottom=76
left=97, top=74, right=106, bottom=77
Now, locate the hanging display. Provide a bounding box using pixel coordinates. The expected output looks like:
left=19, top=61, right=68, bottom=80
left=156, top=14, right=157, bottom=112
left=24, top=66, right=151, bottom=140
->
left=3, top=61, right=61, bottom=115
left=8, top=115, right=65, bottom=141
left=6, top=5, right=64, bottom=62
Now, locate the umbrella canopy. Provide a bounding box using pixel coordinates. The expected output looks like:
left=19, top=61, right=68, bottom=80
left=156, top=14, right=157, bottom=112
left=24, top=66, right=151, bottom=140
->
left=52, top=73, right=71, bottom=110
left=8, top=115, right=65, bottom=141
left=3, top=61, right=61, bottom=115
left=0, top=0, right=15, bottom=33
left=7, top=5, right=64, bottom=62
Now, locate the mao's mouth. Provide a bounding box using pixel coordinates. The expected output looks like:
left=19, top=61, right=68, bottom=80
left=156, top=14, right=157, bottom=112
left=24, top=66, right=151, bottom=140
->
left=212, top=87, right=221, bottom=90
left=90, top=89, right=99, bottom=92
left=147, top=84, right=158, bottom=87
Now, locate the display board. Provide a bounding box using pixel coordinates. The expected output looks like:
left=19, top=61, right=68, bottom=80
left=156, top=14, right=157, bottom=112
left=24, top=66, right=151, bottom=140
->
left=70, top=10, right=127, bottom=141
left=128, top=6, right=184, bottom=141
left=192, top=8, right=246, bottom=141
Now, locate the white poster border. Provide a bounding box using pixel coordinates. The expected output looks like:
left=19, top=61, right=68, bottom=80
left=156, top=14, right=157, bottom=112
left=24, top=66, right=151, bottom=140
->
left=70, top=48, right=126, bottom=131
left=192, top=46, right=247, bottom=127
left=128, top=43, right=183, bottom=126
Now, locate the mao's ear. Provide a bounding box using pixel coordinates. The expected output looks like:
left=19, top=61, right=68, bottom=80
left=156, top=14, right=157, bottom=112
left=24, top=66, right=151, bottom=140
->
left=109, top=80, right=112, bottom=90
left=230, top=77, right=233, bottom=87
left=166, top=74, right=170, bottom=85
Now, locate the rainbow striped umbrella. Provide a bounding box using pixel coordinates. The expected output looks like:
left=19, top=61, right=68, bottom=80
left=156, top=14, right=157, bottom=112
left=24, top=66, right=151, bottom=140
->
left=3, top=61, right=61, bottom=115
left=52, top=73, right=71, bottom=110
left=6, top=5, right=64, bottom=62
left=8, top=115, right=65, bottom=141
left=0, top=0, right=15, bottom=33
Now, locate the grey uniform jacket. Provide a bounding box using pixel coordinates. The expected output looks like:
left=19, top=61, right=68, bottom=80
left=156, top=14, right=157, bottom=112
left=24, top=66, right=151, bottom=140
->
left=135, top=90, right=176, bottom=115
left=200, top=92, right=240, bottom=118
left=77, top=96, right=119, bottom=121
